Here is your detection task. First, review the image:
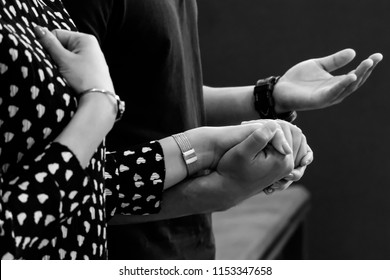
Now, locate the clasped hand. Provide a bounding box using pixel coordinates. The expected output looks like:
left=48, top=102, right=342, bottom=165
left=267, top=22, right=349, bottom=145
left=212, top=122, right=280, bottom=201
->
left=216, top=120, right=312, bottom=203
left=187, top=119, right=312, bottom=210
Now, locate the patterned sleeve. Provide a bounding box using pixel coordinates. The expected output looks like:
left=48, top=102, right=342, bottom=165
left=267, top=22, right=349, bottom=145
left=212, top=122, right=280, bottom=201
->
left=105, top=141, right=165, bottom=218
left=0, top=142, right=91, bottom=259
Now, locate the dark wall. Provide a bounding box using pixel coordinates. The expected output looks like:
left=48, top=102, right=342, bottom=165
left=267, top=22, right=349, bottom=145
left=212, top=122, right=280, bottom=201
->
left=197, top=0, right=390, bottom=259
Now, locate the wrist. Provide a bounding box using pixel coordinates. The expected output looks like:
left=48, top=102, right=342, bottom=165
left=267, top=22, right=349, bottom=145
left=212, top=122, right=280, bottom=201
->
left=79, top=88, right=125, bottom=122
left=185, top=127, right=216, bottom=171
left=190, top=172, right=236, bottom=212
left=273, top=82, right=287, bottom=114
left=55, top=95, right=115, bottom=168
left=78, top=93, right=116, bottom=126
left=254, top=76, right=297, bottom=122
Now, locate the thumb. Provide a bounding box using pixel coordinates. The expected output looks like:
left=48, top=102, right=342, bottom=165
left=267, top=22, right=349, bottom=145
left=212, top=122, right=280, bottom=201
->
left=33, top=25, right=71, bottom=65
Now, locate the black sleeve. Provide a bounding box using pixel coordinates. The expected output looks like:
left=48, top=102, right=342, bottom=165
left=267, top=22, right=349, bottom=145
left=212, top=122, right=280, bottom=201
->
left=104, top=141, right=165, bottom=219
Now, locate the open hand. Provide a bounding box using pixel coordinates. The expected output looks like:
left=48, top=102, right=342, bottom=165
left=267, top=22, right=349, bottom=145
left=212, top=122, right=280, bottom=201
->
left=273, top=49, right=383, bottom=113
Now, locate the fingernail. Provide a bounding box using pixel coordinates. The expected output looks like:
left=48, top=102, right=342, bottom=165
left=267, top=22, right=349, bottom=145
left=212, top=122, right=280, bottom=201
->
left=284, top=173, right=295, bottom=181
left=34, top=25, right=46, bottom=38
left=300, top=151, right=313, bottom=166
left=301, top=158, right=312, bottom=166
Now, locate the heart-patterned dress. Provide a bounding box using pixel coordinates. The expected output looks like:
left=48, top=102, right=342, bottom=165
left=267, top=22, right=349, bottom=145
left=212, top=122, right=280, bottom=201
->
left=0, top=0, right=165, bottom=259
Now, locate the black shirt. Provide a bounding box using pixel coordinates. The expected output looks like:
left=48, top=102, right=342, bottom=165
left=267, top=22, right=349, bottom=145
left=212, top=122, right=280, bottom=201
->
left=64, top=0, right=215, bottom=259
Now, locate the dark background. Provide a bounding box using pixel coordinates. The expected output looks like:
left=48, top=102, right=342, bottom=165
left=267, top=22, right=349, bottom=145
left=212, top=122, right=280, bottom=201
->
left=197, top=0, right=390, bottom=259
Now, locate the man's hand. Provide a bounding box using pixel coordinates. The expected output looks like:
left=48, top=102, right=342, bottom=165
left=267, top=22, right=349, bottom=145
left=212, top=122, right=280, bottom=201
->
left=209, top=120, right=312, bottom=207
left=273, top=49, right=383, bottom=113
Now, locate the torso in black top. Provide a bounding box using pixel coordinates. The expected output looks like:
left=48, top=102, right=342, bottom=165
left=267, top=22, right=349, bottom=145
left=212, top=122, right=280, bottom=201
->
left=64, top=0, right=215, bottom=259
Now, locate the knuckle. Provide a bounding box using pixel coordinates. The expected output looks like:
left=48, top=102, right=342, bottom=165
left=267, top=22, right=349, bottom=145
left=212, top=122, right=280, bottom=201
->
left=84, top=33, right=99, bottom=45
left=276, top=119, right=288, bottom=126
left=273, top=156, right=294, bottom=176
left=299, top=134, right=307, bottom=146
left=252, top=128, right=269, bottom=143
left=258, top=121, right=278, bottom=139
left=234, top=148, right=247, bottom=162
left=293, top=171, right=303, bottom=181
left=291, top=123, right=302, bottom=134
left=264, top=119, right=278, bottom=128
left=282, top=158, right=294, bottom=175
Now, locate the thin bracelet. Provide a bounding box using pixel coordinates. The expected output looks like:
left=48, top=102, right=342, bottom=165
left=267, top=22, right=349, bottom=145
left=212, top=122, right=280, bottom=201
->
left=172, top=133, right=198, bottom=177
left=79, top=88, right=125, bottom=121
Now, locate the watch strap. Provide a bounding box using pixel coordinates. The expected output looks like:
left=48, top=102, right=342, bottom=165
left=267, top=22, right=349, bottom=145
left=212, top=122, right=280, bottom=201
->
left=254, top=76, right=297, bottom=122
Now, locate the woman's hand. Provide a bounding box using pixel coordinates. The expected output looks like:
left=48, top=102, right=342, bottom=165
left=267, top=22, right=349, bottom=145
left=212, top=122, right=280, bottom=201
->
left=33, top=26, right=117, bottom=167
left=34, top=26, right=114, bottom=94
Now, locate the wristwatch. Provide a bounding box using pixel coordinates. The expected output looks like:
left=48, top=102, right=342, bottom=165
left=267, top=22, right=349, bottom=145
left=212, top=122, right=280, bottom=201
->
left=253, top=76, right=297, bottom=122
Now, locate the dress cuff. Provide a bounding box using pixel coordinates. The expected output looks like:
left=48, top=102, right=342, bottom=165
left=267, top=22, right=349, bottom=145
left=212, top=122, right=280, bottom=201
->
left=105, top=140, right=165, bottom=217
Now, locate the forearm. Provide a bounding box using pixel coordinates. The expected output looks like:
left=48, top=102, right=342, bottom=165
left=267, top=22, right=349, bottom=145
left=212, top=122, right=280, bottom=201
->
left=107, top=120, right=299, bottom=224
left=108, top=172, right=235, bottom=224
left=160, top=124, right=269, bottom=189
left=107, top=123, right=281, bottom=220
left=159, top=127, right=218, bottom=189
left=54, top=93, right=116, bottom=167
left=105, top=127, right=218, bottom=218
left=204, top=85, right=258, bottom=126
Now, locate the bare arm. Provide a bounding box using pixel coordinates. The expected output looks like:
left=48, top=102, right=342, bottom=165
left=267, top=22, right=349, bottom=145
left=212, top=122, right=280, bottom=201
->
left=204, top=49, right=383, bottom=126
left=203, top=85, right=258, bottom=126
